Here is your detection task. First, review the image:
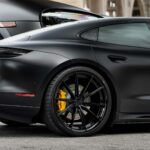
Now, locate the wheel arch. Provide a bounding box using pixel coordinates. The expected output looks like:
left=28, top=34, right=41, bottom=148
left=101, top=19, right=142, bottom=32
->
left=39, top=59, right=117, bottom=124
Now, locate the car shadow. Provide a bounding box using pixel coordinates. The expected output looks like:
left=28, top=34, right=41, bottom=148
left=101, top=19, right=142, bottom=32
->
left=0, top=123, right=59, bottom=138
left=100, top=124, right=150, bottom=135
left=0, top=123, right=150, bottom=137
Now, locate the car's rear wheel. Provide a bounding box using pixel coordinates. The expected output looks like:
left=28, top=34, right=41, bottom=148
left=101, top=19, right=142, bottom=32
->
left=43, top=66, right=112, bottom=136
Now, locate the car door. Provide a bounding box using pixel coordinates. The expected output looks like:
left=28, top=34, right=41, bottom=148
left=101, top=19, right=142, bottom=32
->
left=90, top=22, right=150, bottom=114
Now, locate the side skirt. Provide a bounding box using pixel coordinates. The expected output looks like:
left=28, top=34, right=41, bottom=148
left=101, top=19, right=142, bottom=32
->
left=114, top=112, right=150, bottom=124
left=0, top=104, right=40, bottom=123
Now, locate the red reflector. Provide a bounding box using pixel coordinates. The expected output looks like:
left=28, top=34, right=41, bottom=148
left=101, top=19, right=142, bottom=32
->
left=0, top=22, right=16, bottom=28
left=16, top=93, right=35, bottom=97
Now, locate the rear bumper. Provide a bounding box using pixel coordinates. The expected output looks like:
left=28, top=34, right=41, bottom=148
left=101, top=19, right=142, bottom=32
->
left=0, top=51, right=68, bottom=123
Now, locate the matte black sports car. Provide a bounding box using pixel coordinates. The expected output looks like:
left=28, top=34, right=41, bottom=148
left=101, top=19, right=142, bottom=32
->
left=0, top=0, right=100, bottom=40
left=0, top=17, right=150, bottom=136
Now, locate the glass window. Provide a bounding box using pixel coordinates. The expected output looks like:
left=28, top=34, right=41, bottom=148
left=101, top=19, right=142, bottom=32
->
left=81, top=28, right=98, bottom=41
left=0, top=34, right=3, bottom=40
left=98, top=23, right=150, bottom=48
left=42, top=11, right=98, bottom=27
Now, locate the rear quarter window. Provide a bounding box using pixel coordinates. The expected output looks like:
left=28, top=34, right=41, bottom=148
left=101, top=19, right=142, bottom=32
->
left=81, top=28, right=98, bottom=41
left=98, top=23, right=150, bottom=48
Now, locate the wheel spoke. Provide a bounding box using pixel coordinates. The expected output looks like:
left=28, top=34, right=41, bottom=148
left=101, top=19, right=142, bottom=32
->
left=70, top=108, right=76, bottom=128
left=81, top=105, right=99, bottom=121
left=84, top=87, right=104, bottom=98
left=80, top=75, right=93, bottom=97
left=62, top=81, right=75, bottom=99
left=75, top=73, right=79, bottom=97
left=78, top=106, right=86, bottom=130
left=58, top=104, right=73, bottom=116
left=60, top=111, right=70, bottom=121
left=64, top=111, right=69, bottom=118
left=83, top=102, right=105, bottom=107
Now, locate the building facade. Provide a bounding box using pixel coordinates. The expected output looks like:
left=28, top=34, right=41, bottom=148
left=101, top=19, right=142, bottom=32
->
left=51, top=0, right=150, bottom=17
left=50, top=0, right=86, bottom=8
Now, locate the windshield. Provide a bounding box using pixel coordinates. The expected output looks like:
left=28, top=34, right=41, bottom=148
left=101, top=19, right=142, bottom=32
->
left=42, top=11, right=99, bottom=26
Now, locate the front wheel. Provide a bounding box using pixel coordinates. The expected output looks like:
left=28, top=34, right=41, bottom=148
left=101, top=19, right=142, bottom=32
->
left=43, top=66, right=112, bottom=136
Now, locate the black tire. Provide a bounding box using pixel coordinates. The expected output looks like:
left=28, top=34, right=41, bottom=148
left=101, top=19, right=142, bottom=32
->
left=43, top=66, right=112, bottom=136
left=1, top=119, right=29, bottom=127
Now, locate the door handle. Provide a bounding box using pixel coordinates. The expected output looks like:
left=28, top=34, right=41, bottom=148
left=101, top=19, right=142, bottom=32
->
left=108, top=55, right=127, bottom=63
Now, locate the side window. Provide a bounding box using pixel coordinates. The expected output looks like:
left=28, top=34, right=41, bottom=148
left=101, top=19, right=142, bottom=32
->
left=0, top=34, right=3, bottom=40
left=98, top=23, right=150, bottom=48
left=81, top=28, right=98, bottom=41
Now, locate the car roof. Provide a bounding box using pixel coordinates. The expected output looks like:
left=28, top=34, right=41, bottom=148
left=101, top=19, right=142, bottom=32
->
left=29, top=17, right=150, bottom=37
left=2, top=17, right=150, bottom=43
left=0, top=0, right=101, bottom=21
left=99, top=17, right=150, bottom=24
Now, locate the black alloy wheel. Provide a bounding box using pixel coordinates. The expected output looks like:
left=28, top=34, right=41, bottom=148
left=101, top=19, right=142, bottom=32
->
left=44, top=66, right=112, bottom=136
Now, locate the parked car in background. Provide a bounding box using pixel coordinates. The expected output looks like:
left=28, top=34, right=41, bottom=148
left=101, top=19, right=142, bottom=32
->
left=0, top=0, right=101, bottom=40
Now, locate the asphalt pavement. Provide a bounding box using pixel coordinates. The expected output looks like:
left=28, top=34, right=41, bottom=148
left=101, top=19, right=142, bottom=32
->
left=0, top=122, right=149, bottom=150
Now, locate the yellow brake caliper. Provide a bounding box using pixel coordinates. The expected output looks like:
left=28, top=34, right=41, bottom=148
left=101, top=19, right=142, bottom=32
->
left=58, top=90, right=67, bottom=112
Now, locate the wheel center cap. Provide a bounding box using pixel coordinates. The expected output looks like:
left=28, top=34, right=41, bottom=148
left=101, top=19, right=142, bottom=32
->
left=74, top=98, right=83, bottom=106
